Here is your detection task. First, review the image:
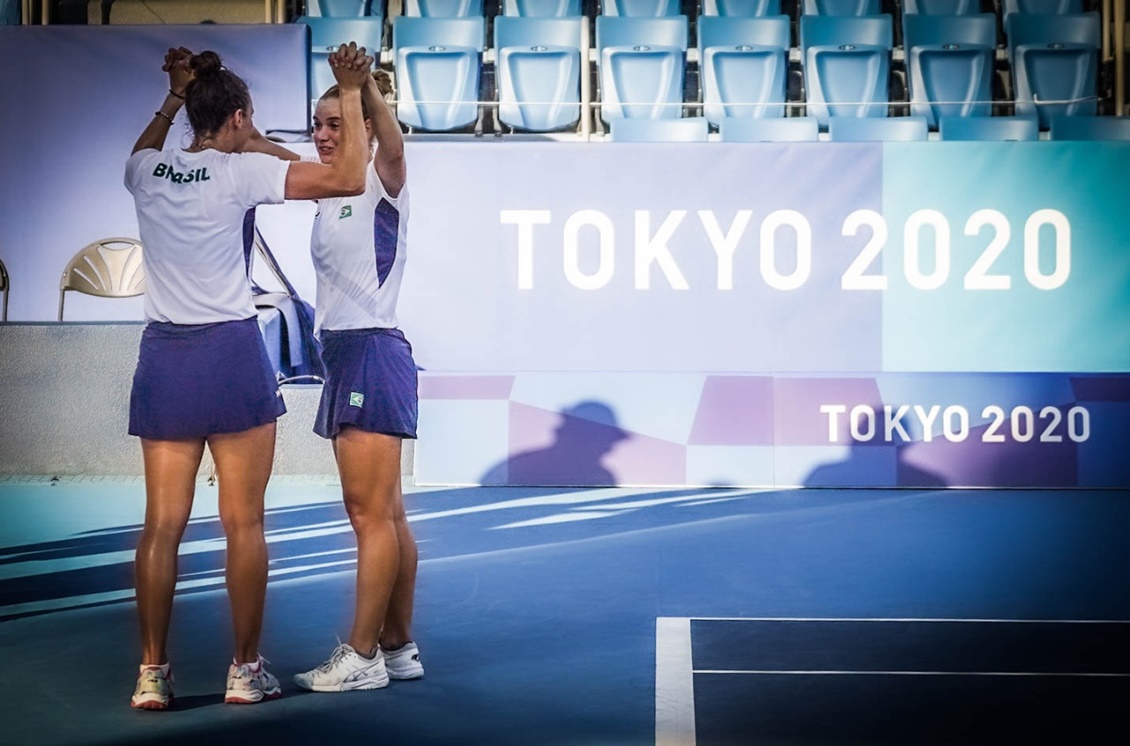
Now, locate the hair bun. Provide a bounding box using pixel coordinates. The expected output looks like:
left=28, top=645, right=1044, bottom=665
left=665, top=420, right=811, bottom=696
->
left=190, top=50, right=223, bottom=79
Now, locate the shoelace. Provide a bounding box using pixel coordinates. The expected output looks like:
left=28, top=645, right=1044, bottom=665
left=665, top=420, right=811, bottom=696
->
left=315, top=644, right=352, bottom=673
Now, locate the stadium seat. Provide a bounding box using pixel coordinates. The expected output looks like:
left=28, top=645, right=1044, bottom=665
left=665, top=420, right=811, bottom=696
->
left=305, top=0, right=375, bottom=16
left=697, top=15, right=791, bottom=124
left=828, top=115, right=928, bottom=140
left=718, top=116, right=820, bottom=141
left=595, top=15, right=688, bottom=122
left=494, top=16, right=584, bottom=131
left=392, top=16, right=486, bottom=131
left=108, top=0, right=266, bottom=23
left=1, top=0, right=18, bottom=25
left=610, top=117, right=710, bottom=141
left=904, top=13, right=997, bottom=129
left=701, top=0, right=782, bottom=16
left=800, top=14, right=893, bottom=128
left=57, top=238, right=145, bottom=321
left=1006, top=12, right=1100, bottom=129
left=1001, top=0, right=1084, bottom=27
left=502, top=0, right=583, bottom=16
left=1048, top=115, right=1130, bottom=140
left=601, top=0, right=683, bottom=17
left=404, top=0, right=484, bottom=17
left=801, top=0, right=881, bottom=16
left=296, top=16, right=387, bottom=103
left=903, top=0, right=981, bottom=14
left=939, top=115, right=1039, bottom=140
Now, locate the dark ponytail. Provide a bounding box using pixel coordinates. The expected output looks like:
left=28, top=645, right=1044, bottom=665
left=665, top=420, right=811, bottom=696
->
left=184, top=50, right=251, bottom=138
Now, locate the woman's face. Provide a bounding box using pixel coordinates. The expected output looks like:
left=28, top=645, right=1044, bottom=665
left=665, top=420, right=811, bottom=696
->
left=312, top=96, right=371, bottom=164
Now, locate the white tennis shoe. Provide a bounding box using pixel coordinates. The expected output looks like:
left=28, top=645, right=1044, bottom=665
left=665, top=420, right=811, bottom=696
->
left=383, top=642, right=424, bottom=680
left=224, top=655, right=281, bottom=704
left=294, top=643, right=390, bottom=692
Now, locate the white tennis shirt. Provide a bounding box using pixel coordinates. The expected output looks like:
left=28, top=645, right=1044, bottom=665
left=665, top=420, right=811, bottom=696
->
left=125, top=148, right=289, bottom=324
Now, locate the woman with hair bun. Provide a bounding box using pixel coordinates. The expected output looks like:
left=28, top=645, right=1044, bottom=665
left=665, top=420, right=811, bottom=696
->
left=124, top=42, right=373, bottom=710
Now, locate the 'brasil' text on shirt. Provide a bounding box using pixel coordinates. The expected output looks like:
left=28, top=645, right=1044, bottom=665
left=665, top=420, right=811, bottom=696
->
left=152, top=163, right=210, bottom=184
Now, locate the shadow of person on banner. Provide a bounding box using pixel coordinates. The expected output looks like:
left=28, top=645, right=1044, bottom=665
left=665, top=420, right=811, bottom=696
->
left=803, top=403, right=948, bottom=488
left=480, top=400, right=631, bottom=487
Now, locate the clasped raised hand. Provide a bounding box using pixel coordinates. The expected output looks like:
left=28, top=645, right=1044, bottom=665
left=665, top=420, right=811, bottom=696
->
left=329, top=42, right=374, bottom=91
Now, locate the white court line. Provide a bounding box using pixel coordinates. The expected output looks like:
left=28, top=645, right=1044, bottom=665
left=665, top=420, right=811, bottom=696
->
left=655, top=617, right=696, bottom=746
left=654, top=616, right=1130, bottom=746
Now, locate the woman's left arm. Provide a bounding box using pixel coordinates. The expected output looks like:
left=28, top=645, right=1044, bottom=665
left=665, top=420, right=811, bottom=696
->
left=131, top=47, right=194, bottom=155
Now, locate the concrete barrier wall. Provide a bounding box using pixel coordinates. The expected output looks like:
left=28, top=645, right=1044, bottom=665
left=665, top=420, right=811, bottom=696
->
left=0, top=324, right=413, bottom=478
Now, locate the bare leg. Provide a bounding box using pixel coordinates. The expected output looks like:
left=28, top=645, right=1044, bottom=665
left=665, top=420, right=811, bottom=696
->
left=208, top=422, right=276, bottom=664
left=136, top=437, right=205, bottom=665
left=380, top=483, right=418, bottom=650
left=333, top=427, right=405, bottom=654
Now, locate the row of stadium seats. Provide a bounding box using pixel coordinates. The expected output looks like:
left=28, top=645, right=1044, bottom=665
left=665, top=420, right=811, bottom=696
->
left=299, top=12, right=1108, bottom=135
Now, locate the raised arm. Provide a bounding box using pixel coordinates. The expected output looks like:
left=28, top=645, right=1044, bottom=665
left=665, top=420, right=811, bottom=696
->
left=240, top=128, right=301, bottom=162
left=132, top=47, right=194, bottom=155
left=284, top=43, right=372, bottom=200
left=366, top=70, right=406, bottom=198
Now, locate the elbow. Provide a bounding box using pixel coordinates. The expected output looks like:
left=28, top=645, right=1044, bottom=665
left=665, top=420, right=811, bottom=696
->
left=342, top=174, right=367, bottom=196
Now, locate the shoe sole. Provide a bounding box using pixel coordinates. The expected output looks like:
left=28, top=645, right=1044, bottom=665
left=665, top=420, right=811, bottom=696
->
left=298, top=676, right=390, bottom=692
left=224, top=690, right=282, bottom=704
left=388, top=669, right=424, bottom=680
left=131, top=697, right=171, bottom=710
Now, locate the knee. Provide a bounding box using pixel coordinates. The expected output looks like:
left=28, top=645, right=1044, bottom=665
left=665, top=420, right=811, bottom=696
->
left=343, top=489, right=396, bottom=532
left=219, top=507, right=265, bottom=538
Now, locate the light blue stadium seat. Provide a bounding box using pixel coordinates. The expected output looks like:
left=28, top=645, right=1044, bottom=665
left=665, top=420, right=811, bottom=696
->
left=601, top=0, right=683, bottom=17
left=939, top=115, right=1039, bottom=140
left=2, top=0, right=21, bottom=23
left=718, top=116, right=820, bottom=141
left=904, top=13, right=996, bottom=129
left=305, top=0, right=375, bottom=16
left=596, top=16, right=688, bottom=122
left=1048, top=115, right=1130, bottom=141
left=802, top=0, right=881, bottom=16
left=800, top=14, right=893, bottom=128
left=502, top=0, right=583, bottom=16
left=404, top=0, right=484, bottom=17
left=296, top=16, right=387, bottom=103
left=610, top=117, right=710, bottom=141
left=1002, top=0, right=1083, bottom=26
left=828, top=115, right=928, bottom=140
left=494, top=16, right=584, bottom=131
left=698, top=15, right=790, bottom=123
left=903, top=0, right=981, bottom=14
left=392, top=16, right=485, bottom=130
left=701, top=0, right=783, bottom=16
left=1006, top=12, right=1100, bottom=129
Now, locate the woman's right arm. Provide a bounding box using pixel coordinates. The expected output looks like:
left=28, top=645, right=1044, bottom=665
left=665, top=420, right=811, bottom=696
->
left=284, top=43, right=371, bottom=200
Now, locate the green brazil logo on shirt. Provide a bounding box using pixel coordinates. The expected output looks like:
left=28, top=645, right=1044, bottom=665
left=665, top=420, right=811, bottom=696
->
left=339, top=205, right=352, bottom=219
left=349, top=392, right=364, bottom=408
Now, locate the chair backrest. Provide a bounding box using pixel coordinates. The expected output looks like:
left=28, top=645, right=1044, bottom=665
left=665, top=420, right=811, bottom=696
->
left=701, top=0, right=782, bottom=17
left=718, top=116, right=820, bottom=141
left=57, top=238, right=145, bottom=321
left=306, top=0, right=373, bottom=16
left=1, top=0, right=20, bottom=25
left=904, top=14, right=997, bottom=128
left=404, top=0, right=485, bottom=17
left=801, top=15, right=893, bottom=126
left=297, top=15, right=388, bottom=102
left=108, top=0, right=266, bottom=24
left=601, top=0, right=683, bottom=17
left=0, top=256, right=8, bottom=322
left=903, top=0, right=981, bottom=14
left=595, top=15, right=688, bottom=57
left=495, top=16, right=585, bottom=131
left=939, top=114, right=1039, bottom=140
left=828, top=114, right=928, bottom=140
left=393, top=16, right=486, bottom=130
left=502, top=0, right=583, bottom=16
left=698, top=16, right=791, bottom=122
left=1006, top=12, right=1100, bottom=127
left=610, top=117, right=709, bottom=141
left=1001, top=0, right=1083, bottom=26
left=1048, top=115, right=1130, bottom=140
left=802, top=0, right=881, bottom=16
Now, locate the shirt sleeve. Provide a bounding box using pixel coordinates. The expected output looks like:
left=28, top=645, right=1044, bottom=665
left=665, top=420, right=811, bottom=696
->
left=123, top=149, right=154, bottom=195
left=232, top=151, right=291, bottom=207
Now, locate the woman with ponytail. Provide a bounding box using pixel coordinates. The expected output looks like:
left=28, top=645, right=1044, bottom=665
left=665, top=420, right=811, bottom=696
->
left=124, top=42, right=373, bottom=710
left=243, top=69, right=422, bottom=693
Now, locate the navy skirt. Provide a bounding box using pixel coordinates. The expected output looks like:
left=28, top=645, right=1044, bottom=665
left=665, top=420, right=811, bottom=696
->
left=129, top=317, right=285, bottom=439
left=315, top=327, right=418, bottom=440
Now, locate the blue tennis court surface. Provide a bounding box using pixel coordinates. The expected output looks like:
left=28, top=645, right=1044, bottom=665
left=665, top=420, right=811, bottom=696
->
left=1, top=480, right=1128, bottom=745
